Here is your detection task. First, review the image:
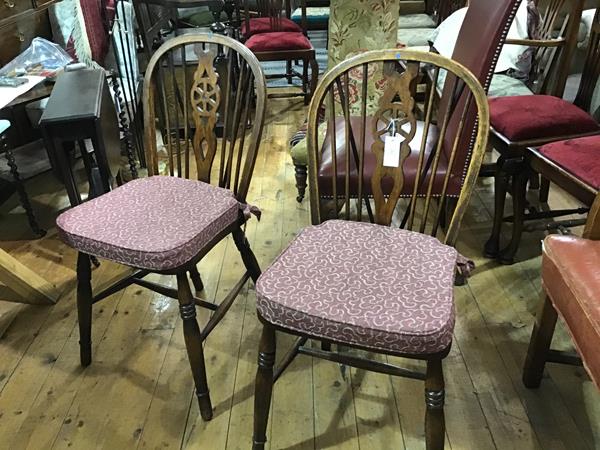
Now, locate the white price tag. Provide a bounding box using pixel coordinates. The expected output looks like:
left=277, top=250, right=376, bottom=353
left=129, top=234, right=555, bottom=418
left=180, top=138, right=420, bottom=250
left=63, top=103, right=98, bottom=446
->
left=383, top=133, right=402, bottom=168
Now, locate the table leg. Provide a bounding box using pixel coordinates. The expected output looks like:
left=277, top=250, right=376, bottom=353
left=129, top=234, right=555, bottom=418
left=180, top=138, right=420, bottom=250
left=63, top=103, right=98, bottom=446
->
left=1, top=134, right=46, bottom=237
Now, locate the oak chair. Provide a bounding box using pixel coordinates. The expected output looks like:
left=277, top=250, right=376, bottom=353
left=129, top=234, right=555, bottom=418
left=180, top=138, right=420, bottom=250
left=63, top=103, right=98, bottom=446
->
left=240, top=0, right=318, bottom=104
left=483, top=0, right=600, bottom=264
left=55, top=33, right=266, bottom=420
left=251, top=41, right=495, bottom=447
left=523, top=189, right=600, bottom=391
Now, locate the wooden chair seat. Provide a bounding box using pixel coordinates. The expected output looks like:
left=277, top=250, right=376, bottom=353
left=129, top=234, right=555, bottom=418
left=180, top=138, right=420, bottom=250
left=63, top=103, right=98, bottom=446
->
left=256, top=219, right=459, bottom=354
left=56, top=176, right=242, bottom=272
left=489, top=94, right=600, bottom=143
left=540, top=234, right=600, bottom=389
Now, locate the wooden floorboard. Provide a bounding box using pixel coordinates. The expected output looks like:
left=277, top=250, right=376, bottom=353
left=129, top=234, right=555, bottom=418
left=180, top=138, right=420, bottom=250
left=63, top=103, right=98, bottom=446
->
left=0, top=96, right=598, bottom=450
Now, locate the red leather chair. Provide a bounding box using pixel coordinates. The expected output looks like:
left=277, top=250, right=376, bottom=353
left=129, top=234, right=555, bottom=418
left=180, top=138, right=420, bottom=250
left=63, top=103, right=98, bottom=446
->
left=523, top=191, right=600, bottom=391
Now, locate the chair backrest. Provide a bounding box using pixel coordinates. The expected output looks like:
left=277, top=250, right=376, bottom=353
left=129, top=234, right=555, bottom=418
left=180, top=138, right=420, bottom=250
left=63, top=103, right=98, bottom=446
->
left=307, top=50, right=490, bottom=246
left=142, top=33, right=267, bottom=202
left=242, top=0, right=308, bottom=33
left=574, top=8, right=600, bottom=111
left=132, top=0, right=176, bottom=61
left=434, top=0, right=468, bottom=25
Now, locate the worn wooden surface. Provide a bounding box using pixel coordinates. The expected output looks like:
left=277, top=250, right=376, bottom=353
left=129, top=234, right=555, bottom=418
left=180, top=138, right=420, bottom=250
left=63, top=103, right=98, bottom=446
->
left=0, top=96, right=598, bottom=449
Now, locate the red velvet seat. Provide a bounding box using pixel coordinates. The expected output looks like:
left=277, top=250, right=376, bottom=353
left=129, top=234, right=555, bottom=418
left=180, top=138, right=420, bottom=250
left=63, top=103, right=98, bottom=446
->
left=244, top=31, right=312, bottom=52
left=489, top=95, right=600, bottom=142
left=241, top=17, right=302, bottom=37
left=538, top=135, right=600, bottom=190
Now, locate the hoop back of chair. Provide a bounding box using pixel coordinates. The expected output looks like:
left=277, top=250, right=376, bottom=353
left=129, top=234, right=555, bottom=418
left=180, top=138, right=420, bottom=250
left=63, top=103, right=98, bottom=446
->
left=307, top=50, right=489, bottom=246
left=574, top=8, right=600, bottom=112
left=143, top=34, right=267, bottom=203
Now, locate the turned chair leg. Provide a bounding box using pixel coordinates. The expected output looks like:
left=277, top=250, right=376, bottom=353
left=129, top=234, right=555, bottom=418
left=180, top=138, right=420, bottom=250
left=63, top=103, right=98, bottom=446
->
left=498, top=165, right=528, bottom=265
left=484, top=157, right=509, bottom=258
left=286, top=60, right=293, bottom=85
left=523, top=294, right=558, bottom=388
left=307, top=57, right=319, bottom=106
left=425, top=358, right=445, bottom=450
left=232, top=226, right=262, bottom=283
left=294, top=164, right=308, bottom=203
left=77, top=252, right=93, bottom=367
left=253, top=324, right=276, bottom=450
left=189, top=265, right=204, bottom=292
left=176, top=272, right=213, bottom=421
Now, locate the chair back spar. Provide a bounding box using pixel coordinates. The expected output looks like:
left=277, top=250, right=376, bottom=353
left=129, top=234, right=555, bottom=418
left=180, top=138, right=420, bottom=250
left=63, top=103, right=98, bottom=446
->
left=306, top=49, right=490, bottom=246
left=242, top=0, right=307, bottom=34
left=142, top=33, right=267, bottom=203
left=574, top=7, right=600, bottom=112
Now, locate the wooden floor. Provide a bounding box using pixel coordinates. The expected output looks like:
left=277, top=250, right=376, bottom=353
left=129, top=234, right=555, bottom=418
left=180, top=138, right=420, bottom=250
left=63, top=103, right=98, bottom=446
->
left=0, top=96, right=599, bottom=450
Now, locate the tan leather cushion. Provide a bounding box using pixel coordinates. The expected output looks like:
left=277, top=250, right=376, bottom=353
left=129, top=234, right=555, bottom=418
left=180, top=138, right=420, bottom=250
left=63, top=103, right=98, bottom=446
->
left=543, top=235, right=600, bottom=389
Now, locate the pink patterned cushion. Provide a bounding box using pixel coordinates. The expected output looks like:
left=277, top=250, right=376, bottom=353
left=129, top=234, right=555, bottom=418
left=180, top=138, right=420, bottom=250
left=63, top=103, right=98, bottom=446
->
left=56, top=176, right=240, bottom=271
left=256, top=220, right=458, bottom=355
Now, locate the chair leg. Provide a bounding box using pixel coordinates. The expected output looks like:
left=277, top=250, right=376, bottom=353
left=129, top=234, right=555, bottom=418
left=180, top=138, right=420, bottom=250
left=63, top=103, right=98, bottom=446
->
left=498, top=165, right=528, bottom=265
left=425, top=358, right=445, bottom=450
left=540, top=177, right=550, bottom=204
left=232, top=226, right=262, bottom=283
left=176, top=272, right=213, bottom=421
left=484, top=156, right=509, bottom=258
left=286, top=60, right=293, bottom=85
left=307, top=57, right=318, bottom=106
left=253, top=324, right=276, bottom=450
left=302, top=58, right=308, bottom=101
left=189, top=265, right=204, bottom=293
left=522, top=294, right=558, bottom=388
left=294, top=163, right=308, bottom=203
left=77, top=252, right=93, bottom=367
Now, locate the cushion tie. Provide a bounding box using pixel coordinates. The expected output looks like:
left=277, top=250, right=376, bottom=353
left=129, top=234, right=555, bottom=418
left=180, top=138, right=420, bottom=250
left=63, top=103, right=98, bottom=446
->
left=240, top=202, right=262, bottom=221
left=456, top=253, right=475, bottom=278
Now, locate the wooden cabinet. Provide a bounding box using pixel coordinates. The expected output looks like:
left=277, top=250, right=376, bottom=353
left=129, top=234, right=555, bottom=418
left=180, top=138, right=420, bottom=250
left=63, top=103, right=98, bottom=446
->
left=0, top=0, right=56, bottom=66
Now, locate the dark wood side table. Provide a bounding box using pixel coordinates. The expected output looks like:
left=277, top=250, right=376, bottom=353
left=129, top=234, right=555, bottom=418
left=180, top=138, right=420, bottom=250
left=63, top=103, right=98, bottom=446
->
left=40, top=69, right=132, bottom=206
left=0, top=119, right=45, bottom=236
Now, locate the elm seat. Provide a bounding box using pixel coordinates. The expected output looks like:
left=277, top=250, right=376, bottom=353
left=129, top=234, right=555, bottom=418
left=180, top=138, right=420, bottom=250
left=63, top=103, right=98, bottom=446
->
left=256, top=220, right=458, bottom=354
left=245, top=32, right=313, bottom=52
left=538, top=135, right=600, bottom=190
left=56, top=176, right=241, bottom=271
left=542, top=235, right=600, bottom=388
left=241, top=17, right=302, bottom=38
left=489, top=95, right=600, bottom=142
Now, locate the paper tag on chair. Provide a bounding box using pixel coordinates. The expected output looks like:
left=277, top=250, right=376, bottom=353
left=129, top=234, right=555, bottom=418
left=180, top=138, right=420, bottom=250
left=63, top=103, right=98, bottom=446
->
left=383, top=134, right=402, bottom=168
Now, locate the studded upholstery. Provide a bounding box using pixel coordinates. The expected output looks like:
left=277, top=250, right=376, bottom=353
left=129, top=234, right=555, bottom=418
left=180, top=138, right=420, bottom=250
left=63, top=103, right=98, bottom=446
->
left=256, top=220, right=459, bottom=355
left=56, top=176, right=241, bottom=271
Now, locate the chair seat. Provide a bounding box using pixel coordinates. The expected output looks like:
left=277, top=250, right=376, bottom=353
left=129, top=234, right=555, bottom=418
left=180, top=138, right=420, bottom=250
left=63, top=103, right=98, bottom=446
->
left=317, top=116, right=464, bottom=197
left=56, top=176, right=241, bottom=271
left=489, top=95, right=600, bottom=142
left=542, top=235, right=600, bottom=388
left=398, top=13, right=437, bottom=29
left=538, top=135, right=600, bottom=190
left=245, top=31, right=313, bottom=53
left=241, top=17, right=302, bottom=38
left=256, top=220, right=458, bottom=355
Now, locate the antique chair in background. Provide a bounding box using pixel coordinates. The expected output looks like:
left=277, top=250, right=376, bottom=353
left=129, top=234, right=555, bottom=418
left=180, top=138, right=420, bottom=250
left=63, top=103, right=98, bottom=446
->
left=522, top=189, right=600, bottom=391
left=240, top=0, right=318, bottom=104
left=397, top=0, right=466, bottom=48
left=55, top=34, right=266, bottom=421
left=485, top=2, right=600, bottom=264
left=251, top=2, right=522, bottom=448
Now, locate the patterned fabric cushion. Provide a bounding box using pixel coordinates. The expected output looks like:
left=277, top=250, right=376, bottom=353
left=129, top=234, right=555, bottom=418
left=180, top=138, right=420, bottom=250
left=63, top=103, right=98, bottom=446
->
left=56, top=176, right=240, bottom=271
left=397, top=27, right=435, bottom=47
left=539, top=135, right=600, bottom=190
left=245, top=32, right=313, bottom=52
left=291, top=7, right=330, bottom=23
left=489, top=95, right=600, bottom=142
left=256, top=220, right=458, bottom=355
left=398, top=13, right=436, bottom=29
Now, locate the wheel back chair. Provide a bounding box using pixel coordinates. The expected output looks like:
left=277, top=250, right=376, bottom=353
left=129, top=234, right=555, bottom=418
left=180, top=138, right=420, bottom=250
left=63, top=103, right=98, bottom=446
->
left=55, top=33, right=266, bottom=421
left=251, top=2, right=522, bottom=449
left=523, top=190, right=600, bottom=392
left=483, top=0, right=600, bottom=264
left=240, top=0, right=319, bottom=105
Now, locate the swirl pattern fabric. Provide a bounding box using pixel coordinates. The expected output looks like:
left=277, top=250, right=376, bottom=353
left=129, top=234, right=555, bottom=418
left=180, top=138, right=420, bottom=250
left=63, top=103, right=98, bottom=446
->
left=256, top=220, right=458, bottom=354
left=56, top=176, right=240, bottom=271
